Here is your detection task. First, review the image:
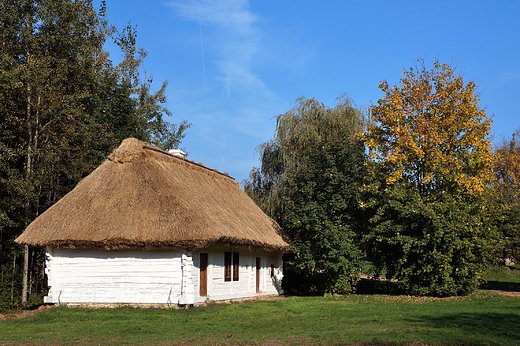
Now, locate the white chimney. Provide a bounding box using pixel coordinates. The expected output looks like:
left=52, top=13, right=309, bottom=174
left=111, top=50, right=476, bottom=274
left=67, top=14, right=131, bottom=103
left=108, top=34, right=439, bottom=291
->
left=168, top=149, right=186, bottom=158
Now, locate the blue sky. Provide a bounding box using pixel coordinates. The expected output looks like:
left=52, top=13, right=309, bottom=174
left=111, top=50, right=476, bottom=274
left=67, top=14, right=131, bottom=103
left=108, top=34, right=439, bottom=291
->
left=95, top=0, right=520, bottom=184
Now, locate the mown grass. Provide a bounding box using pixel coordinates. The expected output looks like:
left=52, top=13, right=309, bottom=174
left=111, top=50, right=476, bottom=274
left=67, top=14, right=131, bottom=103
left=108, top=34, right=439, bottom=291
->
left=1, top=265, right=519, bottom=345
left=480, top=264, right=520, bottom=292
left=1, top=291, right=519, bottom=345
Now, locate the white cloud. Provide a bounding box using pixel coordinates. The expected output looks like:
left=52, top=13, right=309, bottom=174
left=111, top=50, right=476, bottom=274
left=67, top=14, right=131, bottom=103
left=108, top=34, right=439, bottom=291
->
left=171, top=0, right=257, bottom=35
left=166, top=0, right=291, bottom=182
left=169, top=0, right=270, bottom=98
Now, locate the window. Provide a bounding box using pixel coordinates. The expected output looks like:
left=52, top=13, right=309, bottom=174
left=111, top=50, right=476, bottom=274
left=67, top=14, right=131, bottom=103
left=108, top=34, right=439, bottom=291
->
left=224, top=252, right=232, bottom=281
left=224, top=251, right=240, bottom=282
left=233, top=252, right=239, bottom=281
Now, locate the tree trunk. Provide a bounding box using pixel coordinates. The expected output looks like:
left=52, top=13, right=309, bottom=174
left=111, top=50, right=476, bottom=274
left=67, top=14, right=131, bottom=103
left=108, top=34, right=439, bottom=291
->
left=28, top=246, right=35, bottom=294
left=22, top=61, right=32, bottom=306
left=21, top=245, right=29, bottom=305
left=10, top=252, right=16, bottom=301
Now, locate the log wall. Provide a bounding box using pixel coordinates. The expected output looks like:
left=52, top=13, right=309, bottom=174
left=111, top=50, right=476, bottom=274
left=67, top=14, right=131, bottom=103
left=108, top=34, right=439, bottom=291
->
left=44, top=245, right=284, bottom=305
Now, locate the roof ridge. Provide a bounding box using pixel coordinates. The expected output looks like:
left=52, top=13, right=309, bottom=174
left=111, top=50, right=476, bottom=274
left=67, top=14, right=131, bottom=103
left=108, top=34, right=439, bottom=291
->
left=142, top=144, right=235, bottom=181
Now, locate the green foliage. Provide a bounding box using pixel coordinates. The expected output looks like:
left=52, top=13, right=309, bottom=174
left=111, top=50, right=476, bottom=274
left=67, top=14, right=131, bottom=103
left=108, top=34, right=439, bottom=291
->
left=364, top=182, right=499, bottom=296
left=364, top=60, right=499, bottom=296
left=493, top=129, right=520, bottom=263
left=111, top=22, right=191, bottom=150
left=283, top=141, right=365, bottom=294
left=244, top=95, right=368, bottom=294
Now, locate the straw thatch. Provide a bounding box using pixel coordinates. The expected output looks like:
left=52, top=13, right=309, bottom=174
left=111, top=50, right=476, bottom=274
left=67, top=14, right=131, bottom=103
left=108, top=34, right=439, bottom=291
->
left=15, top=138, right=289, bottom=251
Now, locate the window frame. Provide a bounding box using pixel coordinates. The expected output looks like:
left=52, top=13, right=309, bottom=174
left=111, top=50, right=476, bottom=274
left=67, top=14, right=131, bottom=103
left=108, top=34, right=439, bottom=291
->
left=224, top=251, right=240, bottom=282
left=224, top=252, right=232, bottom=282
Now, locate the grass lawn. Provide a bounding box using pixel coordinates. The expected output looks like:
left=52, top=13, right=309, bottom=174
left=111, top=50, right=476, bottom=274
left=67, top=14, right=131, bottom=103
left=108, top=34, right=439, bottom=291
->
left=480, top=264, right=520, bottom=292
left=1, top=291, right=519, bottom=345
left=1, top=265, right=519, bottom=346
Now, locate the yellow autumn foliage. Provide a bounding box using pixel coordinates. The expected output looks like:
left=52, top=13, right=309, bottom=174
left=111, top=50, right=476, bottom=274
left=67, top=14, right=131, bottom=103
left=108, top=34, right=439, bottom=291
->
left=366, top=60, right=494, bottom=197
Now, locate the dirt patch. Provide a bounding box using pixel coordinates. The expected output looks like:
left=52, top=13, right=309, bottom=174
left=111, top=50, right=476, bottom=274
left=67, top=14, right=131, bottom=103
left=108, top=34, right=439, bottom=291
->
left=0, top=309, right=39, bottom=320
left=201, top=294, right=285, bottom=306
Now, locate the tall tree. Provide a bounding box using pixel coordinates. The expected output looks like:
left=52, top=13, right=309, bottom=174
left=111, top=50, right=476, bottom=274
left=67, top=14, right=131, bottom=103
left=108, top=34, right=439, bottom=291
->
left=1, top=0, right=110, bottom=306
left=244, top=95, right=368, bottom=294
left=494, top=129, right=520, bottom=264
left=109, top=23, right=191, bottom=151
left=0, top=0, right=190, bottom=307
left=364, top=60, right=499, bottom=296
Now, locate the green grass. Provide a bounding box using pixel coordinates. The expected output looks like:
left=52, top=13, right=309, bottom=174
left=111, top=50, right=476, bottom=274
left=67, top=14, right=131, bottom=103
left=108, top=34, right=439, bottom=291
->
left=1, top=265, right=519, bottom=345
left=480, top=264, right=520, bottom=292
left=1, top=291, right=519, bottom=345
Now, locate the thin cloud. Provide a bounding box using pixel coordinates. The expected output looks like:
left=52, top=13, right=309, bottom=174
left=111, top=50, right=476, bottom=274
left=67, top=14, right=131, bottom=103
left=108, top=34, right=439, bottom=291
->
left=169, top=0, right=270, bottom=98
left=171, top=0, right=256, bottom=34
left=198, top=19, right=206, bottom=87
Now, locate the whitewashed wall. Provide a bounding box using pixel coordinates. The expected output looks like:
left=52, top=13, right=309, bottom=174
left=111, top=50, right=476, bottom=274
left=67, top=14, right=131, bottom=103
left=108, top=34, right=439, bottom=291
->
left=192, top=246, right=283, bottom=304
left=44, top=245, right=284, bottom=305
left=44, top=247, right=184, bottom=304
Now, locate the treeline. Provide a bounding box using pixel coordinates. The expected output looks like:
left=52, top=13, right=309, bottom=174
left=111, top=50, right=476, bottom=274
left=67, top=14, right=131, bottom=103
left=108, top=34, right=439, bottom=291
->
left=2, top=2, right=518, bottom=308
left=0, top=0, right=190, bottom=308
left=244, top=61, right=520, bottom=297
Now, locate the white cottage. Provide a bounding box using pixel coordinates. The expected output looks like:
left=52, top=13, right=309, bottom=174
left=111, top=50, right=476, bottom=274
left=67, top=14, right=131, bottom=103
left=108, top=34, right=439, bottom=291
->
left=15, top=138, right=289, bottom=305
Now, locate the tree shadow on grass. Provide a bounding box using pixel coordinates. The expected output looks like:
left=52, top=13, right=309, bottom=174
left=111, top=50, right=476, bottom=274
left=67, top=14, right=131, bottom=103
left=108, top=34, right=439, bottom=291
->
left=355, top=278, right=405, bottom=295
left=479, top=281, right=520, bottom=292
left=479, top=265, right=520, bottom=292
left=356, top=276, right=520, bottom=295
left=405, top=312, right=520, bottom=345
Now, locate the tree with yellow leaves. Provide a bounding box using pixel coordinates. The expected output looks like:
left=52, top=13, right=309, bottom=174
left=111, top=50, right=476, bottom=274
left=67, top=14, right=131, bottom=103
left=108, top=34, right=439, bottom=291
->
left=363, top=60, right=499, bottom=296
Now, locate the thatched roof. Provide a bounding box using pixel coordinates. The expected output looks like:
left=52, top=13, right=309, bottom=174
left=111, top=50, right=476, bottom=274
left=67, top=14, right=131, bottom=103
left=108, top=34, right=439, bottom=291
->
left=15, top=138, right=289, bottom=251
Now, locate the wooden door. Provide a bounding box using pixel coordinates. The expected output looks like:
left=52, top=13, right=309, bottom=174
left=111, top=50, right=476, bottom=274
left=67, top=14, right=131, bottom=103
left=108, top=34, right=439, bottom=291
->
left=256, top=257, right=261, bottom=293
left=200, top=253, right=208, bottom=296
